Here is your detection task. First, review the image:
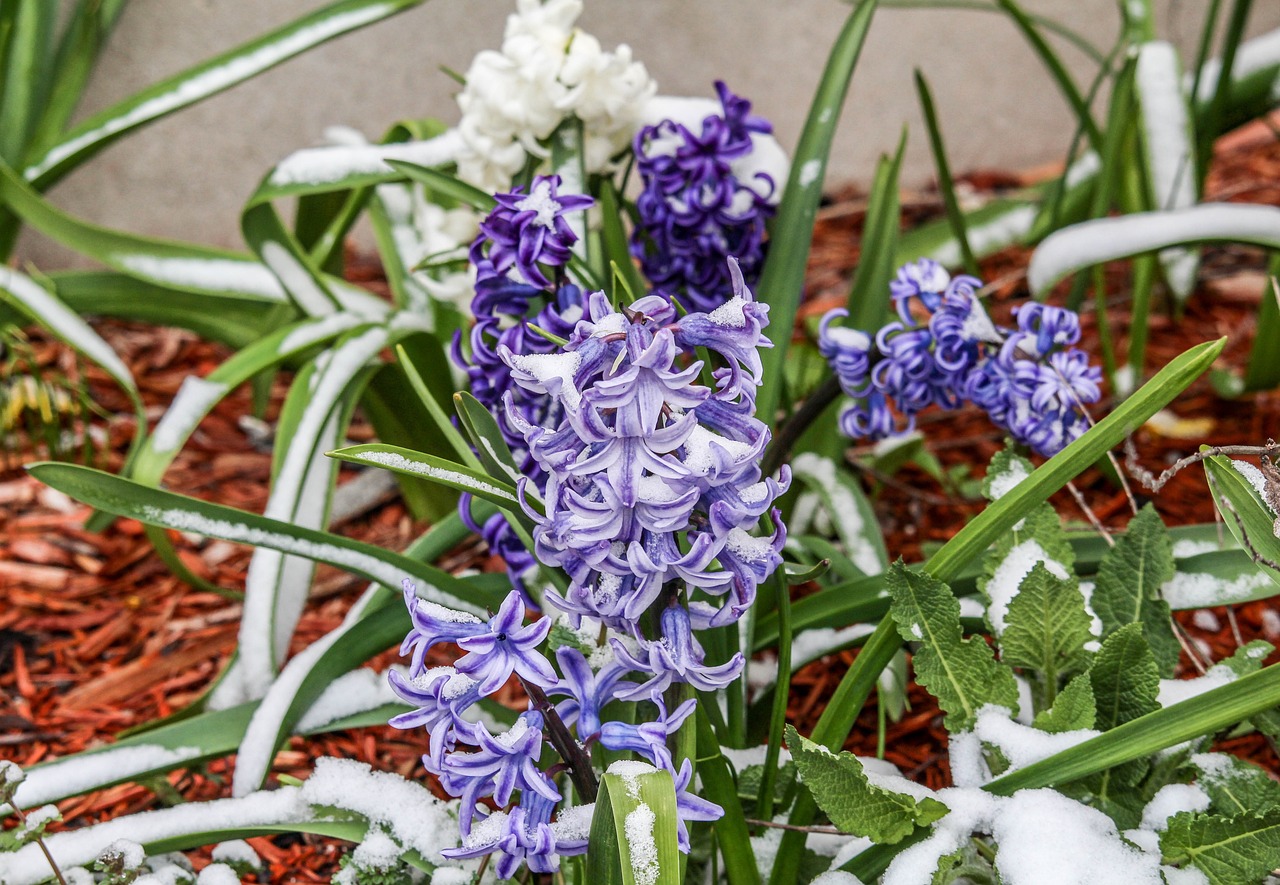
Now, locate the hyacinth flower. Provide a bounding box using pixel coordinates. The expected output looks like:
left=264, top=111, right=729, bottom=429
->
left=818, top=258, right=1102, bottom=457
left=631, top=81, right=779, bottom=313
left=393, top=259, right=787, bottom=878
left=452, top=174, right=592, bottom=601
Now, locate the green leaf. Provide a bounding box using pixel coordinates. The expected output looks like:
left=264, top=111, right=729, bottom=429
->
left=1243, top=270, right=1280, bottom=392
left=886, top=562, right=1019, bottom=730
left=1203, top=453, right=1280, bottom=591
left=26, top=462, right=500, bottom=614
left=1089, top=623, right=1160, bottom=731
left=587, top=765, right=682, bottom=885
left=1090, top=504, right=1180, bottom=676
left=1192, top=753, right=1280, bottom=817
left=21, top=0, right=428, bottom=187
left=790, top=453, right=887, bottom=578
left=453, top=391, right=524, bottom=487
left=914, top=71, right=977, bottom=276
left=754, top=0, right=879, bottom=427
left=785, top=725, right=948, bottom=843
left=328, top=443, right=523, bottom=512
left=695, top=709, right=761, bottom=885
left=1027, top=204, right=1280, bottom=296
left=1032, top=672, right=1096, bottom=733
left=845, top=131, right=906, bottom=331
left=1000, top=562, right=1094, bottom=687
left=1161, top=809, right=1280, bottom=885
left=384, top=158, right=496, bottom=211
left=1085, top=623, right=1159, bottom=792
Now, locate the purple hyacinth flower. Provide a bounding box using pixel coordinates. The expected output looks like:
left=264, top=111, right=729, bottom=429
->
left=444, top=791, right=587, bottom=879
left=473, top=175, right=593, bottom=289
left=889, top=258, right=957, bottom=320
left=387, top=666, right=482, bottom=768
left=548, top=646, right=633, bottom=737
left=664, top=756, right=724, bottom=853
left=817, top=308, right=873, bottom=398
left=399, top=579, right=486, bottom=676
left=612, top=605, right=745, bottom=700
left=1012, top=302, right=1082, bottom=357
left=599, top=695, right=696, bottom=762
left=440, top=710, right=560, bottom=835
left=452, top=590, right=557, bottom=695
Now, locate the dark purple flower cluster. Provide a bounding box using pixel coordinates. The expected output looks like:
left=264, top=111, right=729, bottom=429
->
left=819, top=259, right=1102, bottom=457
left=403, top=248, right=786, bottom=876
left=452, top=175, right=592, bottom=599
left=631, top=82, right=778, bottom=313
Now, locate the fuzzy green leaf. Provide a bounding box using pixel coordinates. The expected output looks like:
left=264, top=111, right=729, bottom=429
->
left=1089, top=623, right=1160, bottom=731
left=1161, top=809, right=1280, bottom=885
left=785, top=726, right=947, bottom=843
left=886, top=562, right=1019, bottom=730
left=1085, top=623, right=1159, bottom=792
left=1000, top=562, right=1094, bottom=682
left=1193, top=754, right=1280, bottom=817
left=1091, top=504, right=1180, bottom=676
left=1032, top=672, right=1096, bottom=733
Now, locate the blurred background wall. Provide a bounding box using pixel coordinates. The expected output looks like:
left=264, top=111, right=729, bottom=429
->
left=14, top=0, right=1280, bottom=267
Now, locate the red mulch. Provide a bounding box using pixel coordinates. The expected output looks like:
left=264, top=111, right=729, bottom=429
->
left=2, top=118, right=1280, bottom=880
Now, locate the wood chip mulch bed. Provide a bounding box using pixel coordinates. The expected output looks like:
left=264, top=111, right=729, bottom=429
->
left=2, top=116, right=1279, bottom=881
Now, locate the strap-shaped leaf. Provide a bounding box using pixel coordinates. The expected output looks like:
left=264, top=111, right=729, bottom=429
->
left=26, top=462, right=501, bottom=614
left=791, top=453, right=886, bottom=577
left=260, top=130, right=463, bottom=197
left=21, top=0, right=428, bottom=186
left=385, top=158, right=497, bottom=211
left=588, top=764, right=681, bottom=885
left=1135, top=40, right=1200, bottom=302
left=454, top=390, right=524, bottom=487
left=0, top=265, right=137, bottom=409
left=0, top=158, right=289, bottom=302
left=47, top=270, right=286, bottom=348
left=329, top=443, right=525, bottom=511
left=1203, top=452, right=1280, bottom=590
left=1028, top=203, right=1280, bottom=296
left=754, top=0, right=879, bottom=425
left=846, top=130, right=906, bottom=330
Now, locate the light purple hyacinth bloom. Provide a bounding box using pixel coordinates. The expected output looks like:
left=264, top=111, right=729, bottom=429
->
left=819, top=258, right=1102, bottom=456
left=400, top=224, right=785, bottom=876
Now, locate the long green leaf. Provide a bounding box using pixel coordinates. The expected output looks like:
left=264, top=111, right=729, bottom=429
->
left=26, top=462, right=501, bottom=613
left=755, top=0, right=879, bottom=425
left=846, top=130, right=906, bottom=331
left=1243, top=269, right=1280, bottom=392
left=587, top=765, right=682, bottom=885
left=1204, top=453, right=1280, bottom=590
left=0, top=0, right=54, bottom=165
left=21, top=0, right=429, bottom=187
left=914, top=71, right=977, bottom=275
left=1029, top=204, right=1280, bottom=296
left=329, top=443, right=525, bottom=511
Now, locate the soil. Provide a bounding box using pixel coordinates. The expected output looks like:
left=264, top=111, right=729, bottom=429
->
left=2, top=117, right=1279, bottom=881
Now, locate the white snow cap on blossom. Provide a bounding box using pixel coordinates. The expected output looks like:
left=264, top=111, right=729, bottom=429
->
left=454, top=0, right=655, bottom=192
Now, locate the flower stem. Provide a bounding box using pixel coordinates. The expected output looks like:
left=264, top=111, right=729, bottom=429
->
left=521, top=677, right=599, bottom=802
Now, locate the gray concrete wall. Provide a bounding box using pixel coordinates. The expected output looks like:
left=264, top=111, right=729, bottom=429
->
left=15, top=0, right=1280, bottom=267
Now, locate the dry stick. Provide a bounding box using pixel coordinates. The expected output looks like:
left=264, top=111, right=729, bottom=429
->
left=1172, top=618, right=1211, bottom=675
left=745, top=818, right=842, bottom=835
left=519, top=677, right=599, bottom=802
left=1124, top=439, right=1280, bottom=494
left=1065, top=479, right=1115, bottom=546
left=761, top=375, right=844, bottom=479
left=1226, top=605, right=1245, bottom=649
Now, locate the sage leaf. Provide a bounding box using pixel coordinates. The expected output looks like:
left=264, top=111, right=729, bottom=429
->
left=887, top=561, right=1019, bottom=730
left=1091, top=504, right=1181, bottom=677
left=785, top=725, right=948, bottom=843
left=1161, top=809, right=1280, bottom=885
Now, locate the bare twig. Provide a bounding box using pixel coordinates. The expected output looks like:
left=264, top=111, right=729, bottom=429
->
left=520, top=677, right=599, bottom=802
left=745, top=818, right=843, bottom=835
left=1065, top=480, right=1114, bottom=546
left=1124, top=439, right=1279, bottom=495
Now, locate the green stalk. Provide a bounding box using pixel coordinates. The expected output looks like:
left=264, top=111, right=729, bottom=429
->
left=1189, top=0, right=1225, bottom=133
left=914, top=71, right=978, bottom=276
left=755, top=573, right=793, bottom=823
left=697, top=708, right=762, bottom=885
left=1199, top=0, right=1253, bottom=182
left=755, top=0, right=879, bottom=427
left=996, top=0, right=1103, bottom=150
